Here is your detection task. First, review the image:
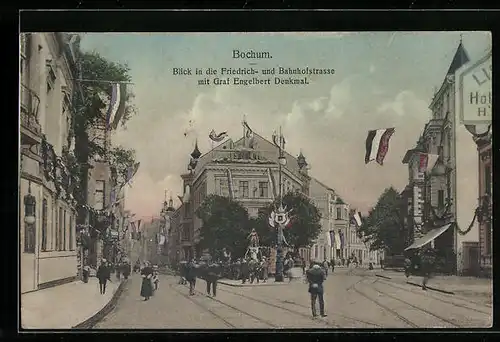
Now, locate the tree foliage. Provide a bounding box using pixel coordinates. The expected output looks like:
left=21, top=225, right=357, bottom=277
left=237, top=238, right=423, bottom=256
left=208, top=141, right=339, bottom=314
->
left=357, top=187, right=406, bottom=255
left=195, top=195, right=252, bottom=258
left=254, top=192, right=322, bottom=251
left=108, top=146, right=136, bottom=186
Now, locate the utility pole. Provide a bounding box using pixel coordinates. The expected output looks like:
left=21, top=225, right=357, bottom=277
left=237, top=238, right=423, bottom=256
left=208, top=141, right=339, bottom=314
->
left=275, top=126, right=286, bottom=282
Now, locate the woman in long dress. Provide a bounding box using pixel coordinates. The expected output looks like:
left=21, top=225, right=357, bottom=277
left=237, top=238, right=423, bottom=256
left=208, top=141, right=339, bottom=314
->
left=140, top=262, right=154, bottom=301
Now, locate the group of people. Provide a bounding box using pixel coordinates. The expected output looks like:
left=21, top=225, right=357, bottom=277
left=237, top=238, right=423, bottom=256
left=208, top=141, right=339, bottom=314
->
left=178, top=259, right=223, bottom=296
left=95, top=258, right=132, bottom=295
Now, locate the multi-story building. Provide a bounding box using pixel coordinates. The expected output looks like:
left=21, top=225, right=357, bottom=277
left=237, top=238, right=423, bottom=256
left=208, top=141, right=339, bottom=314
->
left=167, top=206, right=182, bottom=264
left=402, top=40, right=483, bottom=274
left=20, top=33, right=81, bottom=293
left=173, top=128, right=358, bottom=264
left=474, top=133, right=492, bottom=276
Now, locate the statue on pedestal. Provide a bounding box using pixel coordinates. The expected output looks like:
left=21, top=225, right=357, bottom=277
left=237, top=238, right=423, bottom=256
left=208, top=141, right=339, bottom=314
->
left=248, top=228, right=260, bottom=248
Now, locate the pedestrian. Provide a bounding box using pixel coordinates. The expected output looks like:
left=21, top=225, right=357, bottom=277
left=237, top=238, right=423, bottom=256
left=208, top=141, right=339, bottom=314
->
left=179, top=260, right=188, bottom=285
left=240, top=259, right=249, bottom=284
left=122, top=261, right=131, bottom=280
left=306, top=261, right=327, bottom=318
left=96, top=258, right=111, bottom=295
left=322, top=259, right=329, bottom=277
left=261, top=257, right=269, bottom=283
left=330, top=258, right=335, bottom=273
left=404, top=257, right=412, bottom=278
left=301, top=257, right=306, bottom=275
left=185, top=259, right=197, bottom=295
left=152, top=265, right=160, bottom=291
left=140, top=261, right=154, bottom=301
left=206, top=260, right=221, bottom=297
left=115, top=261, right=121, bottom=280
left=420, top=248, right=436, bottom=290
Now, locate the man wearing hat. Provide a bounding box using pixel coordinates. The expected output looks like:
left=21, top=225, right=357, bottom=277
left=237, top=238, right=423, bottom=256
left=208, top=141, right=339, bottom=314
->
left=96, top=258, right=111, bottom=295
left=306, top=261, right=327, bottom=318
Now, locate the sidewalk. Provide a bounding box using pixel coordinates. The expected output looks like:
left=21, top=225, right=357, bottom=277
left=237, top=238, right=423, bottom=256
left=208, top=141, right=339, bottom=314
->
left=377, top=270, right=492, bottom=305
left=21, top=276, right=122, bottom=329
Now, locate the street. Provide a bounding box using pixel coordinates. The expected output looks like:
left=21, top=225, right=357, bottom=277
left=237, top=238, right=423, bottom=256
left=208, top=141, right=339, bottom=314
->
left=95, top=268, right=492, bottom=329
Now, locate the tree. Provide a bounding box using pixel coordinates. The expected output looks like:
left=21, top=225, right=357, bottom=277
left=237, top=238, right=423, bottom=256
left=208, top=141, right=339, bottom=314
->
left=69, top=48, right=138, bottom=221
left=195, top=195, right=252, bottom=258
left=357, top=187, right=406, bottom=255
left=254, top=192, right=322, bottom=252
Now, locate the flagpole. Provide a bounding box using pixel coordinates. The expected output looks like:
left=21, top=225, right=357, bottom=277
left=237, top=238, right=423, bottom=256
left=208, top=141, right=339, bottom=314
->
left=72, top=78, right=135, bottom=85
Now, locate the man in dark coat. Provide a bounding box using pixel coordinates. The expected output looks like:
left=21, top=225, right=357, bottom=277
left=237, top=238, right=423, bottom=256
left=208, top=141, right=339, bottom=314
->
left=185, top=259, right=198, bottom=295
left=205, top=261, right=222, bottom=296
left=96, top=259, right=111, bottom=295
left=306, top=262, right=327, bottom=318
left=240, top=259, right=249, bottom=284
left=420, top=248, right=436, bottom=290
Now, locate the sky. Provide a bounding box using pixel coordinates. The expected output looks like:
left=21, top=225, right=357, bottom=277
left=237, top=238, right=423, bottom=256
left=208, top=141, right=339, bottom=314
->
left=79, top=31, right=491, bottom=220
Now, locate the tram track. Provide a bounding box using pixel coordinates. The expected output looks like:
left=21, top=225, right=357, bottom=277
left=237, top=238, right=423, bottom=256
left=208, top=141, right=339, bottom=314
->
left=375, top=278, right=492, bottom=315
left=171, top=281, right=279, bottom=328
left=167, top=282, right=238, bottom=328
left=352, top=279, right=462, bottom=328
left=220, top=285, right=383, bottom=328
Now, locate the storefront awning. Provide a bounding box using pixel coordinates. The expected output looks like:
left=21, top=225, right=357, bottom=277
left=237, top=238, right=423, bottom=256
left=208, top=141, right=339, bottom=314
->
left=404, top=223, right=453, bottom=251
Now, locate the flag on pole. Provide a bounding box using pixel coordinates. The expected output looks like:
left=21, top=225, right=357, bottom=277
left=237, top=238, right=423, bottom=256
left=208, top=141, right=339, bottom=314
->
left=124, top=162, right=140, bottom=187
left=350, top=211, right=362, bottom=227
left=242, top=118, right=255, bottom=148
left=272, top=130, right=286, bottom=150
left=106, top=83, right=127, bottom=130
left=365, top=128, right=395, bottom=165
left=338, top=230, right=345, bottom=250
left=418, top=153, right=440, bottom=174
left=209, top=129, right=228, bottom=142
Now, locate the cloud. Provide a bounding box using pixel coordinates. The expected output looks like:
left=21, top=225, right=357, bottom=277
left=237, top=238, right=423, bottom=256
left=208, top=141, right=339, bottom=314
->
left=369, top=64, right=376, bottom=74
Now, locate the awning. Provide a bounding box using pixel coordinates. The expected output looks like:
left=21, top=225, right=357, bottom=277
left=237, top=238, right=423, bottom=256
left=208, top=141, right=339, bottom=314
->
left=404, top=223, right=453, bottom=251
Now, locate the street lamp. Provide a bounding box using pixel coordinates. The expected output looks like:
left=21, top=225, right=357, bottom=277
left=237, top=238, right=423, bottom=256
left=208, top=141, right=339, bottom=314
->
left=24, top=181, right=36, bottom=225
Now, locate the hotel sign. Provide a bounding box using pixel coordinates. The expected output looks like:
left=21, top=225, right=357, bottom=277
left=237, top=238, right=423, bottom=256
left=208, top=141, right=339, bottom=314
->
left=457, top=51, right=492, bottom=125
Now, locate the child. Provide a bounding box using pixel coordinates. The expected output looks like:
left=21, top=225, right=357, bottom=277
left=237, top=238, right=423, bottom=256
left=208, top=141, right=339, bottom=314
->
left=152, top=266, right=160, bottom=290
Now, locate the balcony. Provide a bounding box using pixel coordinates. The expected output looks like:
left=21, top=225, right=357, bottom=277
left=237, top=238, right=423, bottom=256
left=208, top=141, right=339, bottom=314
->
left=20, top=84, right=42, bottom=144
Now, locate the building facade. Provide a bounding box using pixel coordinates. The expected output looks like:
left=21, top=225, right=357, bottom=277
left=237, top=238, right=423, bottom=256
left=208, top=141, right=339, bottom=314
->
left=20, top=33, right=82, bottom=293
left=402, top=41, right=482, bottom=274
left=475, top=133, right=492, bottom=276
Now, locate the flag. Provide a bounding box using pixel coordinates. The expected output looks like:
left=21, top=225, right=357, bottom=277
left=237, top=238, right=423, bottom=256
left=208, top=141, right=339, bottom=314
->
left=227, top=169, right=235, bottom=199
left=209, top=129, right=228, bottom=142
left=106, top=83, right=127, bottom=130
left=418, top=153, right=440, bottom=174
left=329, top=230, right=338, bottom=250
left=365, top=128, right=395, bottom=165
left=269, top=210, right=276, bottom=228
left=110, top=189, right=116, bottom=206
left=351, top=211, right=362, bottom=227
left=326, top=231, right=332, bottom=247
left=272, top=130, right=279, bottom=146
left=267, top=168, right=277, bottom=200
left=338, top=230, right=345, bottom=250
left=243, top=118, right=255, bottom=148
left=124, top=162, right=140, bottom=186
left=159, top=235, right=166, bottom=245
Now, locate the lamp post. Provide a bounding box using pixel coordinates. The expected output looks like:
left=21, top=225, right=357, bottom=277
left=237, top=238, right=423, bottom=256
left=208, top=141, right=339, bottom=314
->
left=24, top=181, right=36, bottom=253
left=275, top=128, right=287, bottom=282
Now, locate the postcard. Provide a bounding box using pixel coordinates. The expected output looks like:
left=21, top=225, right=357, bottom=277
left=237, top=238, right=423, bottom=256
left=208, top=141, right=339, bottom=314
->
left=19, top=31, right=492, bottom=330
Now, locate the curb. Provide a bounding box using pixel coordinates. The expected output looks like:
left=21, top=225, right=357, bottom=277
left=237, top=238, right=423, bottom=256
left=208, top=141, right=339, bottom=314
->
left=72, top=279, right=128, bottom=329
left=219, top=280, right=291, bottom=287
left=375, top=274, right=392, bottom=280
left=406, top=281, right=455, bottom=295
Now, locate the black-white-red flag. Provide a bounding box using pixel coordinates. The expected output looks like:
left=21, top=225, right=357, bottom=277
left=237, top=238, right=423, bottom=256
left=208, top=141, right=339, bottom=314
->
left=365, top=128, right=395, bottom=165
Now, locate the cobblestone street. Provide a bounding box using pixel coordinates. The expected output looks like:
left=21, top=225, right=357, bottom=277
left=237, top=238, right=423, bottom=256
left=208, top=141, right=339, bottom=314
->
left=95, top=268, right=492, bottom=329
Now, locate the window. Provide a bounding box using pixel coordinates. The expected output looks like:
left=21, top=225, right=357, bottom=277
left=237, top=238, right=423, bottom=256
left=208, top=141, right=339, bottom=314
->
left=484, top=165, right=491, bottom=195
left=69, top=215, right=74, bottom=250
left=258, top=181, right=268, bottom=198
left=55, top=207, right=59, bottom=251
left=63, top=210, right=67, bottom=250
left=94, top=180, right=105, bottom=210
left=446, top=93, right=450, bottom=113
left=336, top=208, right=341, bottom=220
left=344, top=208, right=348, bottom=220
left=239, top=181, right=249, bottom=198
left=58, top=208, right=64, bottom=251
left=219, top=179, right=229, bottom=197
left=184, top=203, right=191, bottom=219
left=314, top=245, right=318, bottom=259
left=41, top=199, right=48, bottom=251
left=437, top=190, right=445, bottom=208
